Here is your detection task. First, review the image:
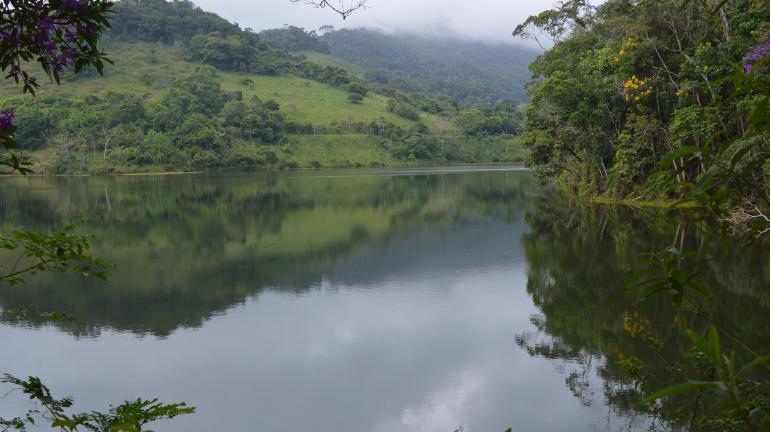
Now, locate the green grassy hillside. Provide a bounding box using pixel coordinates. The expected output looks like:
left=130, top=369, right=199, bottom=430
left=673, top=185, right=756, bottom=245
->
left=0, top=0, right=526, bottom=174
left=0, top=42, right=443, bottom=131
left=1, top=41, right=498, bottom=173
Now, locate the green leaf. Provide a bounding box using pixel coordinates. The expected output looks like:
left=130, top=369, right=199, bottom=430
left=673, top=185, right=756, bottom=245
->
left=736, top=353, right=770, bottom=379
left=707, top=325, right=722, bottom=364
left=639, top=283, right=673, bottom=301
left=662, top=146, right=698, bottom=166
left=729, top=143, right=757, bottom=170
left=687, top=329, right=710, bottom=357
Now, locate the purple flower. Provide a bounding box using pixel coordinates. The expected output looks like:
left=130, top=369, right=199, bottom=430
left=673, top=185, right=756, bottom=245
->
left=64, top=28, right=77, bottom=41
left=62, top=0, right=86, bottom=8
left=52, top=50, right=76, bottom=71
left=0, top=109, right=15, bottom=131
left=55, top=50, right=75, bottom=64
left=746, top=42, right=770, bottom=62
left=37, top=17, right=55, bottom=33
left=745, top=41, right=770, bottom=75
left=34, top=31, right=50, bottom=45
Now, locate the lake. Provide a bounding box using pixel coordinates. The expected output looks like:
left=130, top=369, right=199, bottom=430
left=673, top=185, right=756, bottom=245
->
left=0, top=167, right=768, bottom=431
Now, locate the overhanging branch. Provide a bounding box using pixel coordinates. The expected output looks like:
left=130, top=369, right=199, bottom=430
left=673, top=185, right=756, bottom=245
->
left=288, top=0, right=368, bottom=19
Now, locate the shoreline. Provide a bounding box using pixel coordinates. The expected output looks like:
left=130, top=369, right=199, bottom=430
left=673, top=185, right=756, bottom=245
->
left=119, top=171, right=203, bottom=176
left=5, top=161, right=524, bottom=178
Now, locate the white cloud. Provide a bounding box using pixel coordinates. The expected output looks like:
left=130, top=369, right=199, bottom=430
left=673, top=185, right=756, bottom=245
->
left=191, top=0, right=558, bottom=44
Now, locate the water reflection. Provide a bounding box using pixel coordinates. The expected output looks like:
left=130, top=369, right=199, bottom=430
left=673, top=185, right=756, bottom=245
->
left=0, top=169, right=531, bottom=337
left=1, top=169, right=768, bottom=431
left=519, top=197, right=770, bottom=429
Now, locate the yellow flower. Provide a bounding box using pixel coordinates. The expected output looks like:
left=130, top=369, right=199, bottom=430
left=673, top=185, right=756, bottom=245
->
left=619, top=49, right=626, bottom=56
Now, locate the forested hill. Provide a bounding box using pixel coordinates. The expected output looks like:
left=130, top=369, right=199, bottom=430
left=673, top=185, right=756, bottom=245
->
left=320, top=29, right=538, bottom=106
left=0, top=0, right=526, bottom=175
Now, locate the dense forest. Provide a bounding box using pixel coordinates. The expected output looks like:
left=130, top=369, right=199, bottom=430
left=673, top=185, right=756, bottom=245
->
left=321, top=28, right=537, bottom=106
left=517, top=0, right=770, bottom=203
left=259, top=26, right=331, bottom=54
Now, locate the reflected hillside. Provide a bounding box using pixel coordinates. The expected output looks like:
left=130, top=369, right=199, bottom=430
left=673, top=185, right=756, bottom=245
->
left=0, top=169, right=533, bottom=337
left=519, top=198, right=770, bottom=428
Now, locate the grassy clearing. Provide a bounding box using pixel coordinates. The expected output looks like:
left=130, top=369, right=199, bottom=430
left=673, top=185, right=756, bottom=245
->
left=216, top=72, right=421, bottom=128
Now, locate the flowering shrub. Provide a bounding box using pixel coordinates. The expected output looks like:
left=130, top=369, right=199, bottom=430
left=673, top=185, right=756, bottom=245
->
left=0, top=0, right=112, bottom=171
left=0, top=0, right=112, bottom=94
left=744, top=41, right=770, bottom=74
left=623, top=75, right=653, bottom=103
left=0, top=109, right=14, bottom=131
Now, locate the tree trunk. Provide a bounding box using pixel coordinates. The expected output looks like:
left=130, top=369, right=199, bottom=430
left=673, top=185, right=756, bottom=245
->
left=713, top=0, right=731, bottom=42
left=103, top=130, right=112, bottom=160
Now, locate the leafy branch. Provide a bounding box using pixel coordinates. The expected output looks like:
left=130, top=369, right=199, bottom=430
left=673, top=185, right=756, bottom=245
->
left=642, top=327, right=770, bottom=432
left=0, top=375, right=194, bottom=432
left=0, top=225, right=112, bottom=286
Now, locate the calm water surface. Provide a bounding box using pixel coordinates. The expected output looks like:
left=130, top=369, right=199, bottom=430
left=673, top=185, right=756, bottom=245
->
left=0, top=167, right=768, bottom=431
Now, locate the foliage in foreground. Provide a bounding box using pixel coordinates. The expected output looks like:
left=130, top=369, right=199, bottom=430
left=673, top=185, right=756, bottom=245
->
left=0, top=226, right=194, bottom=431
left=0, top=2, right=194, bottom=430
left=516, top=1, right=770, bottom=429
left=0, top=375, right=194, bottom=432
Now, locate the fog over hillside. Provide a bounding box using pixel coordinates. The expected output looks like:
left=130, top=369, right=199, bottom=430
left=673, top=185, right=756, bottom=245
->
left=321, top=28, right=538, bottom=104
left=192, top=0, right=552, bottom=46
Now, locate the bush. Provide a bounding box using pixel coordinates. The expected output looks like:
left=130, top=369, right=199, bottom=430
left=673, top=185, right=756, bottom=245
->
left=261, top=150, right=278, bottom=164
left=48, top=151, right=80, bottom=174
left=384, top=134, right=440, bottom=160
left=286, top=121, right=314, bottom=134
left=347, top=93, right=364, bottom=104
left=346, top=81, right=368, bottom=96
left=385, top=99, right=420, bottom=121
left=417, top=99, right=442, bottom=113
left=224, top=144, right=267, bottom=171
left=280, top=160, right=299, bottom=169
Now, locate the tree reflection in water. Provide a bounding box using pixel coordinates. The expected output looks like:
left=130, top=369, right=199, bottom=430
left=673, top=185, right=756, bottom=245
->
left=518, top=197, right=770, bottom=430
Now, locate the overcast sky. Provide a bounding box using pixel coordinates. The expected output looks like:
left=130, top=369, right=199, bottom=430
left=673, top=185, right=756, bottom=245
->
left=191, top=0, right=558, bottom=45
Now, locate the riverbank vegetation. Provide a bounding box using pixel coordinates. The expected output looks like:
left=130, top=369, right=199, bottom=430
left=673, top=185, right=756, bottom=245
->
left=516, top=0, right=770, bottom=429
left=517, top=0, right=769, bottom=202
